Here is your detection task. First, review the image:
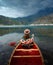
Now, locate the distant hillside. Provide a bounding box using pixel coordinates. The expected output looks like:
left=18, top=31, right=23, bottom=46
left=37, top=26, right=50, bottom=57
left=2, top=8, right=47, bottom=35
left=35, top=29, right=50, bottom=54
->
left=33, top=14, right=53, bottom=24
left=0, top=14, right=53, bottom=25
left=0, top=15, right=22, bottom=25
left=0, top=7, right=53, bottom=25
left=14, top=7, right=53, bottom=24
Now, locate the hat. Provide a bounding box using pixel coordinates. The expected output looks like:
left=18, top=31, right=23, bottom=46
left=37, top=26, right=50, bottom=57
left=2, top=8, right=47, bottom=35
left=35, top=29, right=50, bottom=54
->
left=24, top=29, right=30, bottom=34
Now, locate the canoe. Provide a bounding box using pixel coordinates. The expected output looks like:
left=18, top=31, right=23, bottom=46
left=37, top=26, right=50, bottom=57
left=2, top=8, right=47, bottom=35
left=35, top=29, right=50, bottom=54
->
left=8, top=42, right=45, bottom=65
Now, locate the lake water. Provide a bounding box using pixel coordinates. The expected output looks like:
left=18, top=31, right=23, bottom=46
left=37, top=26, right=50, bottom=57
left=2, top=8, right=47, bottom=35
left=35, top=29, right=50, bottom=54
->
left=0, top=25, right=53, bottom=51
left=0, top=25, right=53, bottom=65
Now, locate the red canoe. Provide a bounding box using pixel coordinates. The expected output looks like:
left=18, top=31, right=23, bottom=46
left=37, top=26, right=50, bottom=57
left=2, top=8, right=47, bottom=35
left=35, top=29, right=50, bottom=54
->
left=8, top=42, right=45, bottom=65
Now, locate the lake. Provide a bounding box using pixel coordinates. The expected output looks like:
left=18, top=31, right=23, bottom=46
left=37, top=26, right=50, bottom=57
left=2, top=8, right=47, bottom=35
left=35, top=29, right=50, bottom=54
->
left=0, top=25, right=53, bottom=51
left=0, top=25, right=53, bottom=65
left=0, top=25, right=53, bottom=36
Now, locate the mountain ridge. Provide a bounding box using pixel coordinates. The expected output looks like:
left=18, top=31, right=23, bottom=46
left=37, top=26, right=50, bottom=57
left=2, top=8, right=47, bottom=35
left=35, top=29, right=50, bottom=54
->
left=0, top=7, right=53, bottom=25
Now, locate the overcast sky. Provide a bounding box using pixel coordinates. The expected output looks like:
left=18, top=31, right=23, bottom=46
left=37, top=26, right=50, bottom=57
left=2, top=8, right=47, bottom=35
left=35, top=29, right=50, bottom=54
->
left=0, top=0, right=53, bottom=18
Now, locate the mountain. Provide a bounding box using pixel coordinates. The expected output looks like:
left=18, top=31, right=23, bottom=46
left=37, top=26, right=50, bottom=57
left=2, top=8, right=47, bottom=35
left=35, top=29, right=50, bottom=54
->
left=0, top=15, right=22, bottom=25
left=33, top=14, right=53, bottom=24
left=0, top=7, right=53, bottom=25
left=14, top=7, right=53, bottom=24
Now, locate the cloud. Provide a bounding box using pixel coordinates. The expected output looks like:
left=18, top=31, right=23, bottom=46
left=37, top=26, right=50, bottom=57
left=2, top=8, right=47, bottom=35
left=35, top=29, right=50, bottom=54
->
left=0, top=0, right=53, bottom=18
left=0, top=7, right=25, bottom=18
left=41, top=0, right=53, bottom=7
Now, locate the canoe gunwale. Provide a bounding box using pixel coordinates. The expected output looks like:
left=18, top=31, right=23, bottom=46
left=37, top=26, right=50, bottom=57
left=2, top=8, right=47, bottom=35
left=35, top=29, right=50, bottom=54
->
left=8, top=42, right=45, bottom=65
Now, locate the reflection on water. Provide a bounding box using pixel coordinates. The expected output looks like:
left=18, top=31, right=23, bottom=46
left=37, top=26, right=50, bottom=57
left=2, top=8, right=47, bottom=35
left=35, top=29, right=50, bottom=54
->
left=0, top=26, right=53, bottom=51
left=0, top=33, right=23, bottom=44
left=0, top=32, right=53, bottom=50
left=0, top=26, right=53, bottom=36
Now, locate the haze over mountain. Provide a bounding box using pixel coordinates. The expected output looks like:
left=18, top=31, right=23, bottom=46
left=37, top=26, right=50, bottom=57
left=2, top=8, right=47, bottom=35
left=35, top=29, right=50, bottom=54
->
left=0, top=0, right=53, bottom=18
left=0, top=7, right=53, bottom=25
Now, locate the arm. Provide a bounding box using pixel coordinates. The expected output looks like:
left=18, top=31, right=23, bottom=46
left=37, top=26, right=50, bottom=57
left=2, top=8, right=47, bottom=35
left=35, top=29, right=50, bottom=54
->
left=31, top=34, right=34, bottom=41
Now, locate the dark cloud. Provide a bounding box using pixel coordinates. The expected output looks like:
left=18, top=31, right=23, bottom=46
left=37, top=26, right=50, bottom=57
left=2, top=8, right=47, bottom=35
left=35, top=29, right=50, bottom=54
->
left=0, top=0, right=53, bottom=17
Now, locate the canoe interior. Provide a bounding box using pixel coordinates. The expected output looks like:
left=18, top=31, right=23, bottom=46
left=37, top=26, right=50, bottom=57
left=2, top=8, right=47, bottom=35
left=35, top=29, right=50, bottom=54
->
left=9, top=42, right=44, bottom=65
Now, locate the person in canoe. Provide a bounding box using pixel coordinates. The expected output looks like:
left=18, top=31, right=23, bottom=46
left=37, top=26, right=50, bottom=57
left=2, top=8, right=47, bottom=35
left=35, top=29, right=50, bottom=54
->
left=8, top=29, right=34, bottom=48
left=20, top=29, right=34, bottom=49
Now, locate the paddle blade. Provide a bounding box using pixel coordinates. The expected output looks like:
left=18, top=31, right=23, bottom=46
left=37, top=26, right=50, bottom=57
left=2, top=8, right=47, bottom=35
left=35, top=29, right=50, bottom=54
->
left=8, top=42, right=16, bottom=46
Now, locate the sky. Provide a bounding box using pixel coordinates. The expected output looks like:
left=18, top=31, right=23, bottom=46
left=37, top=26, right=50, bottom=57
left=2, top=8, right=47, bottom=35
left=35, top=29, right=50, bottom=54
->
left=0, top=0, right=53, bottom=18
